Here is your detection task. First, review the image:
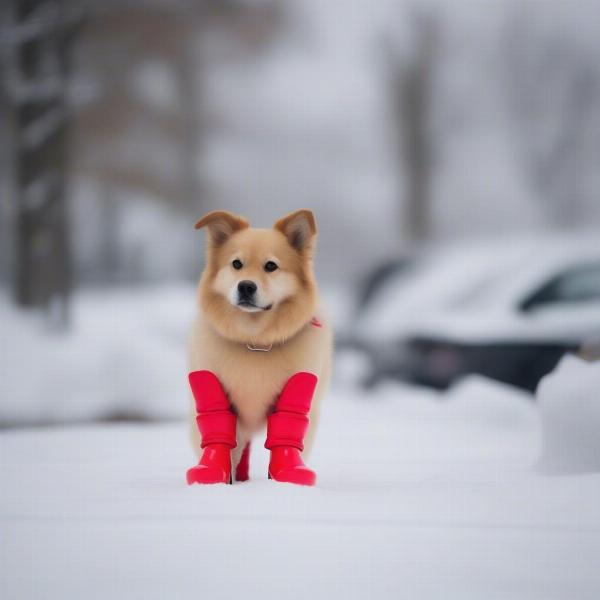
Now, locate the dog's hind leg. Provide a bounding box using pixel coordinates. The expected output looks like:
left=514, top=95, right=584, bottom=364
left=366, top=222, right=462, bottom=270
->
left=232, top=429, right=252, bottom=482
left=302, top=404, right=320, bottom=460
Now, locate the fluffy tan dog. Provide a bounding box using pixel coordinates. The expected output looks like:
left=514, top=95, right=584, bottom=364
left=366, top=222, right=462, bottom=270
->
left=187, top=209, right=332, bottom=484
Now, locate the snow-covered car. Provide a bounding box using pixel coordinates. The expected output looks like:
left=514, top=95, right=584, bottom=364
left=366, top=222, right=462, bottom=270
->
left=350, top=234, right=600, bottom=392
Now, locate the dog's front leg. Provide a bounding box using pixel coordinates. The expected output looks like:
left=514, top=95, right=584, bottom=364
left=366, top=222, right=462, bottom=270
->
left=186, top=370, right=237, bottom=485
left=265, top=371, right=318, bottom=486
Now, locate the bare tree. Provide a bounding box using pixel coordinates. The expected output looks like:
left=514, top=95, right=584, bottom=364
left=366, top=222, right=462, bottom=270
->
left=0, top=0, right=81, bottom=325
left=385, top=9, right=440, bottom=245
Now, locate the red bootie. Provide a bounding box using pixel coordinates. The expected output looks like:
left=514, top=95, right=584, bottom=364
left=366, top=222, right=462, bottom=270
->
left=265, top=372, right=318, bottom=486
left=186, top=370, right=237, bottom=485
left=235, top=442, right=251, bottom=482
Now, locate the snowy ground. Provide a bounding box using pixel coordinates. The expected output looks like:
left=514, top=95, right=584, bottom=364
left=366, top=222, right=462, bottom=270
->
left=2, top=379, right=600, bottom=600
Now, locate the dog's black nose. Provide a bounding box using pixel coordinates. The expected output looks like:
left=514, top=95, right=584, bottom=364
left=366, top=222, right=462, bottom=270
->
left=237, top=280, right=257, bottom=297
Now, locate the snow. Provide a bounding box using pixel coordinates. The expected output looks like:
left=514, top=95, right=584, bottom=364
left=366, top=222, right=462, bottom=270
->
left=446, top=375, right=534, bottom=430
left=2, top=376, right=600, bottom=599
left=537, top=355, right=600, bottom=475
left=0, top=286, right=194, bottom=427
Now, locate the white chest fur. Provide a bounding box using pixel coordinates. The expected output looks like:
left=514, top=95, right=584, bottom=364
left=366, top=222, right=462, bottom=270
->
left=188, top=314, right=331, bottom=430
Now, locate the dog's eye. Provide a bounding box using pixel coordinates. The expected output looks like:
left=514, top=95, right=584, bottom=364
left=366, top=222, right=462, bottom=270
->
left=264, top=261, right=278, bottom=273
left=232, top=259, right=243, bottom=270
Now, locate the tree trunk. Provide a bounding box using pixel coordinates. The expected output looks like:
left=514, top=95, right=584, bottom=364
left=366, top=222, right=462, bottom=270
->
left=389, top=11, right=439, bottom=245
left=1, top=0, right=78, bottom=326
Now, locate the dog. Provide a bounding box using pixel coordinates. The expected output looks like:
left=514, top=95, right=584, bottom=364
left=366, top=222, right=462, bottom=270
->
left=187, top=209, right=332, bottom=485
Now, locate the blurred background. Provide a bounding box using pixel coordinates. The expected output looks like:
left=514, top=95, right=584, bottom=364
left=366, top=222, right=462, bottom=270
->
left=1, top=0, right=600, bottom=427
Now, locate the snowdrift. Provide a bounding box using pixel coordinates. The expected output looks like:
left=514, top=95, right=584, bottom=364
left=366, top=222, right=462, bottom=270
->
left=0, top=286, right=193, bottom=426
left=537, top=354, right=600, bottom=474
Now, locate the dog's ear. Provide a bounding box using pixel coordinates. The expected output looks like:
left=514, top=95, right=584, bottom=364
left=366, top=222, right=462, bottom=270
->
left=194, top=210, right=249, bottom=246
left=274, top=209, right=317, bottom=252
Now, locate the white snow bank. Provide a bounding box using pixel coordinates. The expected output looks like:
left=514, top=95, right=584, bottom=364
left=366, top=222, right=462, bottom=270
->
left=339, top=374, right=536, bottom=431
left=0, top=286, right=194, bottom=426
left=447, top=375, right=535, bottom=430
left=333, top=375, right=538, bottom=463
left=537, top=354, right=600, bottom=474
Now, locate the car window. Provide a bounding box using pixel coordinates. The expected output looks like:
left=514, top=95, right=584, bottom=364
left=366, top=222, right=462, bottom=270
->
left=521, top=263, right=600, bottom=311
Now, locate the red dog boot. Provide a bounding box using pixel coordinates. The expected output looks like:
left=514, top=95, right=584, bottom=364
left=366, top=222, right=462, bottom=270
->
left=186, top=370, right=237, bottom=485
left=265, top=372, right=318, bottom=486
left=235, top=442, right=251, bottom=482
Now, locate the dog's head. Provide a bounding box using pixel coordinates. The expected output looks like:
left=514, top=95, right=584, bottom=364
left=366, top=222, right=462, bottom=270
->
left=195, top=209, right=318, bottom=345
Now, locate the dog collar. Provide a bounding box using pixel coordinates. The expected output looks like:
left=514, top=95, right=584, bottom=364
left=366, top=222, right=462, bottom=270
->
left=246, top=341, right=273, bottom=352
left=245, top=316, right=322, bottom=352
